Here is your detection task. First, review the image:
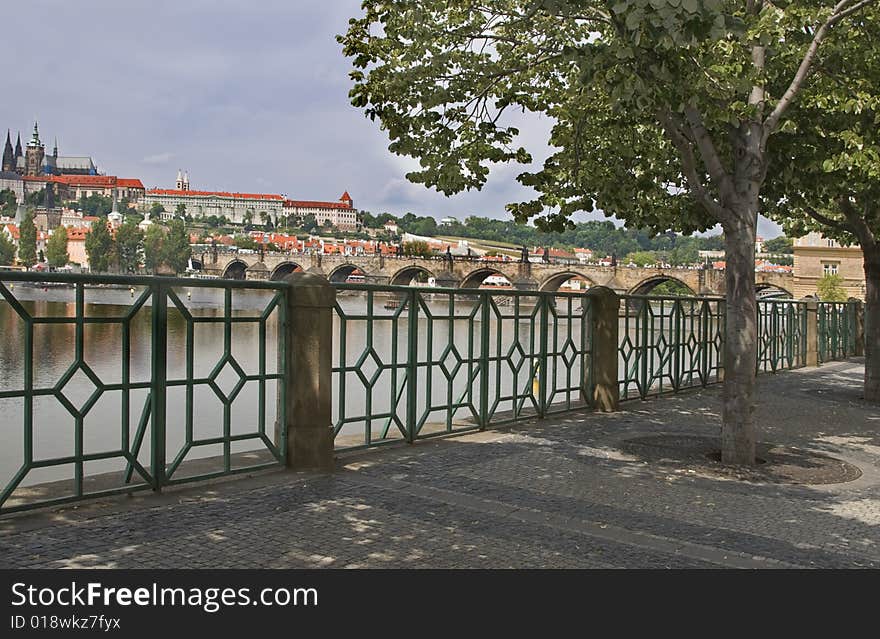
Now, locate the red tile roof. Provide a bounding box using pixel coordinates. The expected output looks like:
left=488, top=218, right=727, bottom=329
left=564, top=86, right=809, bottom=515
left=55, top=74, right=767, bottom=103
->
left=284, top=199, right=353, bottom=210
left=23, top=175, right=145, bottom=190
left=64, top=227, right=90, bottom=241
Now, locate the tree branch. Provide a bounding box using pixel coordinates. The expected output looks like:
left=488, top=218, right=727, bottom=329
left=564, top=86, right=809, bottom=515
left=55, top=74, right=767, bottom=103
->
left=840, top=197, right=878, bottom=250
left=805, top=207, right=854, bottom=234
left=683, top=106, right=733, bottom=199
left=658, top=111, right=729, bottom=224
left=763, top=0, right=879, bottom=139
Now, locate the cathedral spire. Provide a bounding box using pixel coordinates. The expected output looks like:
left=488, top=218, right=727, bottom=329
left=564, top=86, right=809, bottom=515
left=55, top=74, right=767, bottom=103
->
left=53, top=137, right=58, bottom=158
left=14, top=132, right=22, bottom=159
left=29, top=121, right=42, bottom=147
left=2, top=130, right=13, bottom=172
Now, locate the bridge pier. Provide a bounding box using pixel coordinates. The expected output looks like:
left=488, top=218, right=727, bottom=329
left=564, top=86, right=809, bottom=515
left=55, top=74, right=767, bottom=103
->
left=365, top=275, right=390, bottom=286
left=245, top=263, right=269, bottom=280
left=511, top=277, right=538, bottom=291
left=433, top=271, right=459, bottom=288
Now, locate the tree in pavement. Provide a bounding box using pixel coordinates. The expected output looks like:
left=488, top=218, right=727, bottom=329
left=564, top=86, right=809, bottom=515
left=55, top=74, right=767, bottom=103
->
left=340, top=0, right=879, bottom=463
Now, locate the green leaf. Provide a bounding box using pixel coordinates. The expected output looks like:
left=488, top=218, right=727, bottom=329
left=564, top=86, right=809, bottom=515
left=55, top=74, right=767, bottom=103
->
left=625, top=10, right=642, bottom=30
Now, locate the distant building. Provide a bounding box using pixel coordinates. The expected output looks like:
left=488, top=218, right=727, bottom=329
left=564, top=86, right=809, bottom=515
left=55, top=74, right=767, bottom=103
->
left=755, top=236, right=765, bottom=254
left=3, top=123, right=97, bottom=176
left=0, top=170, right=24, bottom=203
left=144, top=174, right=359, bottom=229
left=64, top=226, right=91, bottom=267
left=284, top=191, right=359, bottom=230
left=793, top=232, right=865, bottom=300
left=143, top=172, right=285, bottom=224
left=23, top=175, right=144, bottom=204
left=53, top=175, right=145, bottom=203
left=439, top=216, right=457, bottom=226
left=60, top=209, right=101, bottom=229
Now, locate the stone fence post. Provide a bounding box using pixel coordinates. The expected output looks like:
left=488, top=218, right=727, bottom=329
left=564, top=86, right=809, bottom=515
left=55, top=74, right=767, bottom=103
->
left=283, top=272, right=336, bottom=470
left=585, top=286, right=620, bottom=412
left=803, top=297, right=819, bottom=367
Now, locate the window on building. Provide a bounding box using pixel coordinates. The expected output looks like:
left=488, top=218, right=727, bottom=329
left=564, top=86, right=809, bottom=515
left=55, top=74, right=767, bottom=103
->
left=822, top=262, right=839, bottom=276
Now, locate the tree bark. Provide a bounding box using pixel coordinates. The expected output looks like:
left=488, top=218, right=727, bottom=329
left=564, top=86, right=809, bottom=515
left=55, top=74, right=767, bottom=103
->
left=864, top=249, right=880, bottom=402
left=721, top=215, right=758, bottom=464
left=719, top=122, right=763, bottom=465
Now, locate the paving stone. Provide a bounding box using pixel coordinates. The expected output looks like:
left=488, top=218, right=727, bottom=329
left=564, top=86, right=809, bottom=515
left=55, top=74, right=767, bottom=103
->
left=1, top=360, right=878, bottom=569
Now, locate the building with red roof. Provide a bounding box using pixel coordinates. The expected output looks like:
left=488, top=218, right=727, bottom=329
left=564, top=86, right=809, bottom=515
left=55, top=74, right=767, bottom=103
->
left=143, top=171, right=286, bottom=224
left=142, top=173, right=359, bottom=230
left=22, top=173, right=145, bottom=204
left=283, top=191, right=358, bottom=230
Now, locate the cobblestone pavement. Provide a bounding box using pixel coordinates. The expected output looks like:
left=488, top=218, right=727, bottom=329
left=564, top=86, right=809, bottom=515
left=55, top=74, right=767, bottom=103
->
left=2, top=360, right=878, bottom=569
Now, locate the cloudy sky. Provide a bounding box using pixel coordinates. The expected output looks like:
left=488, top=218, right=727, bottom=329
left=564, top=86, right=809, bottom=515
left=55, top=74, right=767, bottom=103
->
left=1, top=1, right=781, bottom=237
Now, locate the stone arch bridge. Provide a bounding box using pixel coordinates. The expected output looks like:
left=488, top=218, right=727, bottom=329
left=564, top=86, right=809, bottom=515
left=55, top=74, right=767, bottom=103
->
left=197, top=252, right=793, bottom=297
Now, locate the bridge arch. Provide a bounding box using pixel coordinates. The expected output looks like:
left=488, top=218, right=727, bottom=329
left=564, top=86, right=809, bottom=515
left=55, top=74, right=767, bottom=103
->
left=189, top=257, right=203, bottom=271
left=222, top=259, right=248, bottom=280
left=329, top=263, right=367, bottom=283
left=756, top=282, right=794, bottom=299
left=538, top=271, right=597, bottom=293
left=460, top=267, right=509, bottom=289
left=270, top=261, right=304, bottom=281
left=628, top=275, right=696, bottom=297
left=389, top=265, right=434, bottom=286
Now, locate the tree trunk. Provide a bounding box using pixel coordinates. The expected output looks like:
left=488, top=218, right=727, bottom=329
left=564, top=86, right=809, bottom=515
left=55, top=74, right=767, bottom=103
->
left=721, top=215, right=758, bottom=464
left=864, top=250, right=880, bottom=403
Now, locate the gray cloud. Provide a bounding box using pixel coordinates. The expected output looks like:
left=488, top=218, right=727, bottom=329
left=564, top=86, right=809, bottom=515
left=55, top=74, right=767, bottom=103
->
left=0, top=0, right=781, bottom=237
left=142, top=153, right=175, bottom=166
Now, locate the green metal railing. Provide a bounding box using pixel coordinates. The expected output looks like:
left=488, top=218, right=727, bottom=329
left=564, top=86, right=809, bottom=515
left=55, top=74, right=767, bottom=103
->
left=1, top=270, right=865, bottom=511
left=331, top=284, right=593, bottom=450
left=619, top=297, right=819, bottom=400
left=0, top=272, right=286, bottom=514
left=618, top=295, right=725, bottom=400
left=818, top=301, right=859, bottom=363
left=757, top=300, right=808, bottom=373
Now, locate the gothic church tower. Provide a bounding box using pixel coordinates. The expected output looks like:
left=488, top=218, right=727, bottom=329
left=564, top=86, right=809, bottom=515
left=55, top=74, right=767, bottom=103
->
left=25, top=122, right=45, bottom=176
left=2, top=131, right=13, bottom=172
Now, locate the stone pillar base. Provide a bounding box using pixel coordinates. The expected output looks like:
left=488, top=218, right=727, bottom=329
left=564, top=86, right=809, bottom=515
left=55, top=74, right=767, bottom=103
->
left=585, top=286, right=620, bottom=412
left=287, top=428, right=335, bottom=472
left=283, top=272, right=337, bottom=472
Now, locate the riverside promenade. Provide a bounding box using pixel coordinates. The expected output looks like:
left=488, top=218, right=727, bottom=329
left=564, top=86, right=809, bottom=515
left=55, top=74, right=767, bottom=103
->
left=1, top=359, right=877, bottom=569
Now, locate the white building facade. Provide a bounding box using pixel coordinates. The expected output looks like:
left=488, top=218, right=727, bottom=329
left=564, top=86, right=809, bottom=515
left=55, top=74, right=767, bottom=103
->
left=142, top=188, right=285, bottom=224
left=283, top=192, right=359, bottom=230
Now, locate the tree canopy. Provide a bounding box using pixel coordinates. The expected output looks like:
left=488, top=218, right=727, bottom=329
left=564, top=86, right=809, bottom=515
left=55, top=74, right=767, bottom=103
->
left=115, top=221, right=143, bottom=273
left=340, top=0, right=877, bottom=234
left=762, top=236, right=793, bottom=254
left=0, top=189, right=16, bottom=217
left=0, top=232, right=16, bottom=265
left=45, top=227, right=69, bottom=268
left=817, top=273, right=849, bottom=301
left=18, top=210, right=37, bottom=267
left=144, top=221, right=191, bottom=274
left=85, top=220, right=115, bottom=272
left=340, top=0, right=880, bottom=464
left=78, top=194, right=113, bottom=217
